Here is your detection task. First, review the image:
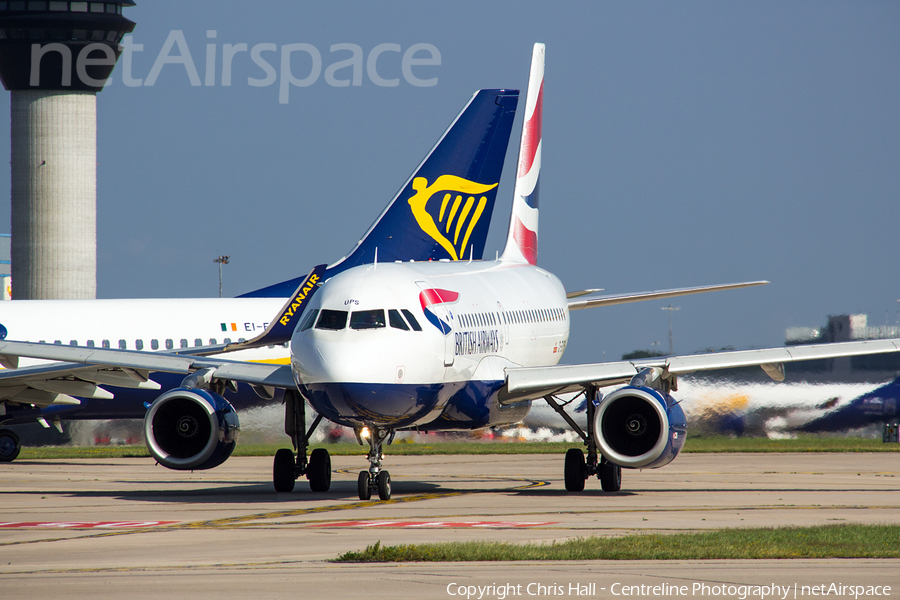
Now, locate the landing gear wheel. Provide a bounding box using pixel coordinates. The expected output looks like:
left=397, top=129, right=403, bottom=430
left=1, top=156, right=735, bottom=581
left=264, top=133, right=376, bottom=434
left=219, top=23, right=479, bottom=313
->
left=358, top=471, right=372, bottom=500
left=564, top=448, right=586, bottom=492
left=376, top=470, right=391, bottom=500
left=599, top=459, right=621, bottom=492
left=0, top=429, right=21, bottom=463
left=307, top=448, right=331, bottom=492
left=273, top=448, right=296, bottom=492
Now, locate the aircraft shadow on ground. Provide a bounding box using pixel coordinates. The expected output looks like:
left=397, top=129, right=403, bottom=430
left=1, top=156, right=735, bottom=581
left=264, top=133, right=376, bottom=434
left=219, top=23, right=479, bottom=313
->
left=3, top=479, right=450, bottom=504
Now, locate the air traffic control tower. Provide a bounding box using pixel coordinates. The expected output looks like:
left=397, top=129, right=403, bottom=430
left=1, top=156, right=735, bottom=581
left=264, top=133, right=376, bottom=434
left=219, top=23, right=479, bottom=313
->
left=0, top=1, right=136, bottom=299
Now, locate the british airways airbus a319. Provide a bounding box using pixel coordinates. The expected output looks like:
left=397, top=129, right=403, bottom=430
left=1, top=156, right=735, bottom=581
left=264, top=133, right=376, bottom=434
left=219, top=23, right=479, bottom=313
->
left=1, top=44, right=898, bottom=501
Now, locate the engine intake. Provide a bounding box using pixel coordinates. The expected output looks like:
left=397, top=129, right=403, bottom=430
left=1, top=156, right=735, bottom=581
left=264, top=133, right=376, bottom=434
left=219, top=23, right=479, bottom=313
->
left=144, top=388, right=240, bottom=470
left=592, top=385, right=686, bottom=469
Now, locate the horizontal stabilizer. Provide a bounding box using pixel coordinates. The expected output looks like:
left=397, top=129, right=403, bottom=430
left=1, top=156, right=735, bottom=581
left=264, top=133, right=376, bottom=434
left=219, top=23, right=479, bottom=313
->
left=567, top=281, right=769, bottom=311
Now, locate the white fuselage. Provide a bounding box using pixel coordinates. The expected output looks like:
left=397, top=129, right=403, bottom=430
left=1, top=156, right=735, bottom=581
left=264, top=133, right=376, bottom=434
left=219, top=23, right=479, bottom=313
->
left=0, top=297, right=290, bottom=367
left=290, top=259, right=570, bottom=430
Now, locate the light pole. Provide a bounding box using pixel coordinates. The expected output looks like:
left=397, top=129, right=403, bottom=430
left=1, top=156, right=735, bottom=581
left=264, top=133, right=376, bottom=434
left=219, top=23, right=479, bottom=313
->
left=214, top=255, right=230, bottom=298
left=661, top=305, right=680, bottom=355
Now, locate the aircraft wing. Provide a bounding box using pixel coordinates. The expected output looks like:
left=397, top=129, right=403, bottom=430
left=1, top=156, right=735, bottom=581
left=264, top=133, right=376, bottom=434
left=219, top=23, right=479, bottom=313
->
left=567, top=281, right=769, bottom=310
left=0, top=360, right=162, bottom=406
left=501, top=339, right=900, bottom=403
left=0, top=341, right=297, bottom=406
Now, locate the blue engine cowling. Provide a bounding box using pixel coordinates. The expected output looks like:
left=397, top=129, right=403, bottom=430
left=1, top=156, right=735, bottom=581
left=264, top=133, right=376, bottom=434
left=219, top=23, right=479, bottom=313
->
left=592, top=385, right=687, bottom=469
left=143, top=388, right=240, bottom=471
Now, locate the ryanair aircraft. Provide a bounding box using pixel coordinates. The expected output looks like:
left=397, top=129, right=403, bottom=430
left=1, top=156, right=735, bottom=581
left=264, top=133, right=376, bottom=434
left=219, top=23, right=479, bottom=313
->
left=1, top=45, right=898, bottom=501
left=0, top=81, right=519, bottom=462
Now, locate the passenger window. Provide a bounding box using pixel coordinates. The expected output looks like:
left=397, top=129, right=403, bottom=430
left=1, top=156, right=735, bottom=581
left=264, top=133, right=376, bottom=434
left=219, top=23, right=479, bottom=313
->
left=69, top=340, right=77, bottom=346
left=101, top=339, right=109, bottom=348
left=180, top=339, right=188, bottom=348
left=223, top=338, right=232, bottom=344
left=316, top=309, right=348, bottom=331
left=165, top=339, right=174, bottom=350
left=135, top=339, right=144, bottom=350
left=389, top=309, right=409, bottom=331
left=87, top=340, right=95, bottom=348
left=118, top=339, right=126, bottom=349
left=299, top=308, right=319, bottom=332
left=194, top=339, right=202, bottom=347
left=151, top=339, right=159, bottom=350
left=209, top=339, right=217, bottom=345
left=401, top=309, right=422, bottom=331
left=350, top=309, right=385, bottom=330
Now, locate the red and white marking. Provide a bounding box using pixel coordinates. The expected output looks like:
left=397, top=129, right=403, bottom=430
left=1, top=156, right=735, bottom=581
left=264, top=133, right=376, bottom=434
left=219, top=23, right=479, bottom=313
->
left=0, top=521, right=176, bottom=529
left=306, top=520, right=557, bottom=529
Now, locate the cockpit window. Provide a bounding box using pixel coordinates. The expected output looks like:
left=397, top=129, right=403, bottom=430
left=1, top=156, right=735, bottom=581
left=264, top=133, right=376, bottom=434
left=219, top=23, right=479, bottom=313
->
left=350, top=309, right=386, bottom=330
left=401, top=309, right=422, bottom=331
left=299, top=309, right=319, bottom=332
left=388, top=309, right=409, bottom=331
left=316, top=309, right=348, bottom=331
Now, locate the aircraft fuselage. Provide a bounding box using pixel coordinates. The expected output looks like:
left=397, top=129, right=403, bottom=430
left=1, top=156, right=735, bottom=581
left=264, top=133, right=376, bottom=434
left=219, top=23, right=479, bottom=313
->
left=291, top=259, right=570, bottom=430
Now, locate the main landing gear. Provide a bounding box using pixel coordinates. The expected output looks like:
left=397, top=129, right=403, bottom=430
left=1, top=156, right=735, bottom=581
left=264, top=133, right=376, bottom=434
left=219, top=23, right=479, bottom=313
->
left=546, top=387, right=622, bottom=493
left=0, top=428, right=21, bottom=463
left=356, top=426, right=394, bottom=501
left=273, top=391, right=331, bottom=493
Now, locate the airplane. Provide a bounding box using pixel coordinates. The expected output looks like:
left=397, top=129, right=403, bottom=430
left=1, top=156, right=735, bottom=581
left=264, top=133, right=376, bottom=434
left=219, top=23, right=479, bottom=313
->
left=797, top=376, right=900, bottom=434
left=522, top=377, right=898, bottom=438
left=0, top=83, right=520, bottom=462
left=1, top=44, right=899, bottom=501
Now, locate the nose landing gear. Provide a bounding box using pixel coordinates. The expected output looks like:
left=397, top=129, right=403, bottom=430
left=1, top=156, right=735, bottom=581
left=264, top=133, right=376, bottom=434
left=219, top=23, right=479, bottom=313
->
left=356, top=426, right=394, bottom=500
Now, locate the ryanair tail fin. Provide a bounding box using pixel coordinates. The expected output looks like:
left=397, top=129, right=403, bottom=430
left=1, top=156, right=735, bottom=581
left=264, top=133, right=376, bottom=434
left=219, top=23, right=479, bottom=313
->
left=501, top=43, right=544, bottom=265
left=242, top=89, right=519, bottom=298
left=335, top=88, right=519, bottom=269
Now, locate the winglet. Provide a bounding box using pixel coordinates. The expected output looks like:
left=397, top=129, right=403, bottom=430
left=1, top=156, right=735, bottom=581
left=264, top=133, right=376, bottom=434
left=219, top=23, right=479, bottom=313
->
left=501, top=43, right=544, bottom=265
left=224, top=264, right=327, bottom=352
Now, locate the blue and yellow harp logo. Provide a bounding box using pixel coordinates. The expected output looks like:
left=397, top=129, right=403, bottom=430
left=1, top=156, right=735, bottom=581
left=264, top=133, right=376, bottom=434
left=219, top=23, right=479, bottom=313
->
left=407, top=175, right=498, bottom=261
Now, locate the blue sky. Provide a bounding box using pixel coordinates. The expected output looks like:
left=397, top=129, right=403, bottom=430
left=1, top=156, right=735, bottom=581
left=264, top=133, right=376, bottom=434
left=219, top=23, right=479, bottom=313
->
left=1, top=1, right=898, bottom=365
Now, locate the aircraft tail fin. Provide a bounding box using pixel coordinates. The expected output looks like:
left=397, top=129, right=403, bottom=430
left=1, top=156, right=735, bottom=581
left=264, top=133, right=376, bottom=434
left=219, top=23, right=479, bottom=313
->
left=241, top=88, right=519, bottom=298
left=333, top=88, right=519, bottom=269
left=501, top=43, right=544, bottom=265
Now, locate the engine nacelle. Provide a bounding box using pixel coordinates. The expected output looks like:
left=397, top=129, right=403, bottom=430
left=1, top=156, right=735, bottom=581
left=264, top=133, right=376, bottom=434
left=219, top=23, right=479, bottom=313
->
left=592, top=385, right=687, bottom=469
left=143, top=388, right=240, bottom=471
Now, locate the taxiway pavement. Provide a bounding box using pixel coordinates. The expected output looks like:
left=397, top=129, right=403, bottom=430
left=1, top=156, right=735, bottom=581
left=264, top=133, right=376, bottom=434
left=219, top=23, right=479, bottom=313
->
left=1, top=452, right=898, bottom=598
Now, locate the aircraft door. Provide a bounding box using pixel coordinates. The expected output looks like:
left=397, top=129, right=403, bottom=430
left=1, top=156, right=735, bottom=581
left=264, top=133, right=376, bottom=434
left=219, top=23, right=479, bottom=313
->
left=497, top=301, right=509, bottom=351
left=415, top=281, right=455, bottom=367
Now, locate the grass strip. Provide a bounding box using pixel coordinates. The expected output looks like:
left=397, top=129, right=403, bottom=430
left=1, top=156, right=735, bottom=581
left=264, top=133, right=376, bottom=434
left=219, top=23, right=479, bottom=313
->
left=335, top=524, right=900, bottom=562
left=18, top=436, right=900, bottom=460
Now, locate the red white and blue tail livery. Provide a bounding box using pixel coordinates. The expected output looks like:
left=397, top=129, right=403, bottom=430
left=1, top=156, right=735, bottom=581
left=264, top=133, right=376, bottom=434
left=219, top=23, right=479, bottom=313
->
left=502, top=43, right=544, bottom=265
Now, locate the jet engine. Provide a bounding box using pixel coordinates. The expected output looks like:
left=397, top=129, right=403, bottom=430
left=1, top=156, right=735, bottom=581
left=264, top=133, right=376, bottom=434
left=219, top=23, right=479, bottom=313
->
left=144, top=388, right=240, bottom=470
left=592, top=385, right=686, bottom=469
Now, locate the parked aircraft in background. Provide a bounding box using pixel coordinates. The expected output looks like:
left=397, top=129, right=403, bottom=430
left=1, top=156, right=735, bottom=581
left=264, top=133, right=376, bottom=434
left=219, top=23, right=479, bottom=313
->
left=0, top=85, right=520, bottom=462
left=1, top=44, right=898, bottom=502
left=523, top=377, right=899, bottom=438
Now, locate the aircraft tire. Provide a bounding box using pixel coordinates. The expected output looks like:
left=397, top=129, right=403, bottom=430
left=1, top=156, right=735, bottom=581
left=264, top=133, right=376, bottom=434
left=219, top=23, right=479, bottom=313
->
left=564, top=448, right=586, bottom=492
left=0, top=429, right=21, bottom=463
left=307, top=448, right=331, bottom=492
left=599, top=459, right=622, bottom=492
left=376, top=470, right=391, bottom=501
left=358, top=471, right=371, bottom=500
left=273, top=448, right=296, bottom=492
